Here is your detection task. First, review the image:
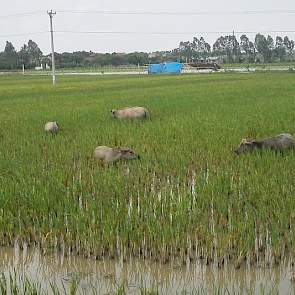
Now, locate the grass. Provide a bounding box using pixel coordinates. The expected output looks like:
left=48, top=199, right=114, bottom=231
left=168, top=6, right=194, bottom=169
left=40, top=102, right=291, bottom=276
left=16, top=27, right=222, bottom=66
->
left=1, top=72, right=295, bottom=266
left=222, top=62, right=295, bottom=69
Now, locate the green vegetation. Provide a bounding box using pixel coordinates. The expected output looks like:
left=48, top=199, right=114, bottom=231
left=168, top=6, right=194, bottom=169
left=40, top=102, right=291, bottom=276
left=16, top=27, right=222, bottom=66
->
left=1, top=73, right=295, bottom=266
left=1, top=33, right=295, bottom=70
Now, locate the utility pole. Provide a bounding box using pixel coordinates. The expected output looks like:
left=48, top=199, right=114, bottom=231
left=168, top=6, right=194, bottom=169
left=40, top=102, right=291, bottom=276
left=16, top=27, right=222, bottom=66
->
left=232, top=29, right=235, bottom=63
left=47, top=10, right=56, bottom=86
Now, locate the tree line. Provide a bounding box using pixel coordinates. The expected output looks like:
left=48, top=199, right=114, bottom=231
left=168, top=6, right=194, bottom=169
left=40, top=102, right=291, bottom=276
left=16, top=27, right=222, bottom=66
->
left=0, top=33, right=294, bottom=70
left=0, top=40, right=43, bottom=70
left=176, top=34, right=295, bottom=63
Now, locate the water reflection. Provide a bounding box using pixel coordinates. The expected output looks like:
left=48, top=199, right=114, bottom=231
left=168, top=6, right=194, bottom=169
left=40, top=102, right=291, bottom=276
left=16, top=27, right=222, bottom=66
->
left=0, top=245, right=295, bottom=294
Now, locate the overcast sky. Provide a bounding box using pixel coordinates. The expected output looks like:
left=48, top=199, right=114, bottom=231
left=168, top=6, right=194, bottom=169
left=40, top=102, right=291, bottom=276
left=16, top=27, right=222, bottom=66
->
left=1, top=0, right=295, bottom=54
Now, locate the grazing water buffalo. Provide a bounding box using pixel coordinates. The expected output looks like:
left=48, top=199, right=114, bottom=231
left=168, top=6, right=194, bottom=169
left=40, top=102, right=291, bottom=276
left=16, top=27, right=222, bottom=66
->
left=44, top=121, right=59, bottom=134
left=111, top=107, right=149, bottom=119
left=94, top=146, right=140, bottom=162
left=234, top=133, right=295, bottom=155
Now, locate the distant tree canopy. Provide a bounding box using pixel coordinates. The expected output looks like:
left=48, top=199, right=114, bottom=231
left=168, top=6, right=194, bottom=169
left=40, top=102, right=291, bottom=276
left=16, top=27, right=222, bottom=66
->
left=178, top=34, right=295, bottom=63
left=0, top=33, right=294, bottom=70
left=0, top=40, right=42, bottom=70
left=0, top=41, right=18, bottom=69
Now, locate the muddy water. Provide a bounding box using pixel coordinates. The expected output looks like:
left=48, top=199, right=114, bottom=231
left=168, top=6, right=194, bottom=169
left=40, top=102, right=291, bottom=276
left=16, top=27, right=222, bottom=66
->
left=0, top=246, right=295, bottom=294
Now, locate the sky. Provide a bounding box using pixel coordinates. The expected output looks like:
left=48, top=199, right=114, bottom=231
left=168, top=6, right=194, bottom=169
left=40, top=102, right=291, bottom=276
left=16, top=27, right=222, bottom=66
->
left=0, top=0, right=295, bottom=54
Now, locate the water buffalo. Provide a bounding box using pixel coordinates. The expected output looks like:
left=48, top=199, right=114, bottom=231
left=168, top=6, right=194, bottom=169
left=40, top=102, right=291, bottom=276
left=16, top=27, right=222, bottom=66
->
left=44, top=121, right=59, bottom=134
left=111, top=107, right=149, bottom=119
left=234, top=133, right=295, bottom=155
left=94, top=146, right=140, bottom=162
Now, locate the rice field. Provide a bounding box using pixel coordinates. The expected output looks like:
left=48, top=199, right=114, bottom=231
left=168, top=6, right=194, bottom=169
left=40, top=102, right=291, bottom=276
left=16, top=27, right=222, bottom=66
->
left=1, top=72, right=295, bottom=267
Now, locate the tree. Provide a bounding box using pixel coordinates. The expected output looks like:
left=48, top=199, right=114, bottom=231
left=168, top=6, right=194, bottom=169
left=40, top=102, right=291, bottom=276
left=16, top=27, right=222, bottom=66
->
left=178, top=41, right=194, bottom=62
left=283, top=36, right=295, bottom=60
left=192, top=37, right=211, bottom=60
left=127, top=52, right=148, bottom=65
left=27, top=40, right=43, bottom=66
left=230, top=35, right=240, bottom=62
left=240, top=34, right=255, bottom=62
left=213, top=36, right=227, bottom=60
left=4, top=41, right=16, bottom=55
left=213, top=35, right=239, bottom=63
left=240, top=35, right=250, bottom=55
left=17, top=40, right=43, bottom=68
left=255, top=34, right=269, bottom=62
left=1, top=41, right=18, bottom=69
left=18, top=44, right=30, bottom=66
left=274, top=36, right=286, bottom=62
left=266, top=35, right=274, bottom=62
left=248, top=41, right=256, bottom=63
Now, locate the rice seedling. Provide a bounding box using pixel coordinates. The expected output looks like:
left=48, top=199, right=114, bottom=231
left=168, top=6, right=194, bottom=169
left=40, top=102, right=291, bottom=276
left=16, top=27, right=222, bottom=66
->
left=0, top=72, right=295, bottom=268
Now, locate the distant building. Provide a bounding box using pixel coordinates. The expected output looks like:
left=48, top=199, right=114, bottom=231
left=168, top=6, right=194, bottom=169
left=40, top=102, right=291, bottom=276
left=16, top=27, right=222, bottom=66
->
left=148, top=62, right=183, bottom=74
left=207, top=56, right=225, bottom=64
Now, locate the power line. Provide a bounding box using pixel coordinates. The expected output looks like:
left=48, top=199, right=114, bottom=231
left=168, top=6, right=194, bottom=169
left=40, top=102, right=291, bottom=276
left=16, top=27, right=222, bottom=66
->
left=1, top=30, right=295, bottom=39
left=3, top=9, right=295, bottom=18
left=55, top=30, right=235, bottom=35
left=54, top=30, right=295, bottom=35
left=57, top=9, right=295, bottom=16
left=1, top=8, right=295, bottom=19
left=0, top=11, right=45, bottom=18
left=0, top=31, right=48, bottom=38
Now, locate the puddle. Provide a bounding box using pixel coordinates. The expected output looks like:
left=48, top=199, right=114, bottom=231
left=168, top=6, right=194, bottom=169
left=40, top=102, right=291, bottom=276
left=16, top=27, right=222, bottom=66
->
left=0, top=246, right=295, bottom=294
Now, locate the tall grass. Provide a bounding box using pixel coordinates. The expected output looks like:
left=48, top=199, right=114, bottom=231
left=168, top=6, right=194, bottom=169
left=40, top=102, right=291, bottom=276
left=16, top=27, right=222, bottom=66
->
left=1, top=73, right=295, bottom=266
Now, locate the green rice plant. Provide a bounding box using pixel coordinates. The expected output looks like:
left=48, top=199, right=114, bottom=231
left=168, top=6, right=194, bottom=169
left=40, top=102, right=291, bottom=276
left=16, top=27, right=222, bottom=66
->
left=1, top=73, right=295, bottom=266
